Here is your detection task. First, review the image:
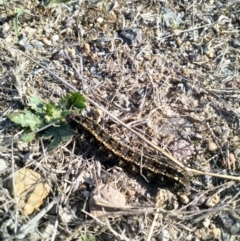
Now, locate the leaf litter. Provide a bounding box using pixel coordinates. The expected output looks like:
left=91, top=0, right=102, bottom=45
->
left=1, top=0, right=240, bottom=240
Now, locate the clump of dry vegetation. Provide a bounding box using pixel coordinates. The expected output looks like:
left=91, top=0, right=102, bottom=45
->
left=1, top=0, right=240, bottom=240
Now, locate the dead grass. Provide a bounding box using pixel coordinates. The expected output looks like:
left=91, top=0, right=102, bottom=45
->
left=1, top=0, right=240, bottom=240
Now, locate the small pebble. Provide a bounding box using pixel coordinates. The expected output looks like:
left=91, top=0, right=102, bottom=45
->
left=97, top=17, right=104, bottom=23
left=202, top=218, right=210, bottom=228
left=0, top=159, right=7, bottom=172
left=52, top=34, right=59, bottom=42
left=208, top=141, right=218, bottom=151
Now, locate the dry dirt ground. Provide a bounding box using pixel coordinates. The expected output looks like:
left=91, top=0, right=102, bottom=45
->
left=1, top=0, right=240, bottom=240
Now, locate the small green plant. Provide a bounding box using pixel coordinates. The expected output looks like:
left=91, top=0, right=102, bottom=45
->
left=13, top=8, right=29, bottom=39
left=78, top=236, right=96, bottom=241
left=8, top=92, right=86, bottom=151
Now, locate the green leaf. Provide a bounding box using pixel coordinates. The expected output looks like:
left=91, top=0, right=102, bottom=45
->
left=13, top=8, right=25, bottom=39
left=41, top=123, right=74, bottom=151
left=28, top=95, right=45, bottom=113
left=79, top=236, right=96, bottom=241
left=61, top=92, right=86, bottom=110
left=21, top=132, right=35, bottom=142
left=44, top=101, right=62, bottom=122
left=8, top=110, right=42, bottom=131
left=13, top=8, right=30, bottom=39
